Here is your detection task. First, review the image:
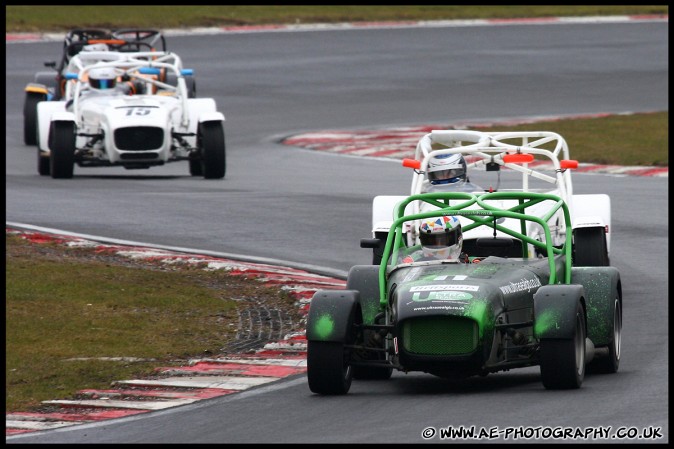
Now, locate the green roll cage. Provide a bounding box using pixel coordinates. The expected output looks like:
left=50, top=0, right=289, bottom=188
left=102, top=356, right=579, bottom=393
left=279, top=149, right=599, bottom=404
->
left=378, top=191, right=573, bottom=308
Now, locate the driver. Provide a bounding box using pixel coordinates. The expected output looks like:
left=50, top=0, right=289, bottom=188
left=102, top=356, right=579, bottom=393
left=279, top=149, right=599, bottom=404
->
left=86, top=66, right=145, bottom=96
left=401, top=216, right=468, bottom=263
left=423, top=153, right=483, bottom=193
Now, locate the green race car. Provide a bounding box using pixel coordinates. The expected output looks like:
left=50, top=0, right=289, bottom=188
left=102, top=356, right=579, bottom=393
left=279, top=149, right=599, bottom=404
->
left=306, top=190, right=622, bottom=394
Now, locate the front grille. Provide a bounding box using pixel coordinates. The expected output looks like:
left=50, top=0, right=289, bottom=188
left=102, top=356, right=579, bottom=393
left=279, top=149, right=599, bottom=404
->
left=402, top=316, right=478, bottom=355
left=114, top=127, right=163, bottom=151
left=120, top=152, right=159, bottom=160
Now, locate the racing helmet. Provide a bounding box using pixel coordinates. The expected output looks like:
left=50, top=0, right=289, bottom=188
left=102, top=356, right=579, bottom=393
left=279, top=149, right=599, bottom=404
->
left=427, top=153, right=467, bottom=185
left=419, top=215, right=463, bottom=260
left=88, top=67, right=117, bottom=90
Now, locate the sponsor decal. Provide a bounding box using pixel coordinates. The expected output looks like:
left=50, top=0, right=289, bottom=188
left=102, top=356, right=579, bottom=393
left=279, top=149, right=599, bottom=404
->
left=412, top=291, right=473, bottom=302
left=498, top=277, right=542, bottom=295
left=410, top=285, right=479, bottom=292
left=413, top=305, right=466, bottom=312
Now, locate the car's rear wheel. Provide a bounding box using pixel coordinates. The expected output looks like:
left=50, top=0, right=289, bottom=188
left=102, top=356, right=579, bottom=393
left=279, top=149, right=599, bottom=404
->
left=37, top=148, right=50, bottom=176
left=540, top=301, right=586, bottom=389
left=198, top=121, right=226, bottom=179
left=573, top=227, right=609, bottom=266
left=590, top=297, right=622, bottom=374
left=24, top=92, right=46, bottom=146
left=49, top=121, right=76, bottom=179
left=189, top=156, right=203, bottom=176
left=307, top=341, right=353, bottom=395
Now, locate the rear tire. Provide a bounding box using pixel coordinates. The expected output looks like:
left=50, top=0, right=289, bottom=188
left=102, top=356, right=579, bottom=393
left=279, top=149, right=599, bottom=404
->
left=24, top=92, right=46, bottom=145
left=540, top=301, right=586, bottom=389
left=574, top=228, right=609, bottom=266
left=189, top=157, right=203, bottom=176
left=49, top=121, right=76, bottom=179
left=307, top=341, right=353, bottom=395
left=589, top=297, right=622, bottom=374
left=37, top=148, right=50, bottom=176
left=198, top=121, right=226, bottom=179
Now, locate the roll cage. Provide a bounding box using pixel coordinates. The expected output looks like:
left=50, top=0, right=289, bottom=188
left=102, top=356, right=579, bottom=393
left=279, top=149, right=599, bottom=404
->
left=63, top=51, right=193, bottom=127
left=378, top=191, right=574, bottom=308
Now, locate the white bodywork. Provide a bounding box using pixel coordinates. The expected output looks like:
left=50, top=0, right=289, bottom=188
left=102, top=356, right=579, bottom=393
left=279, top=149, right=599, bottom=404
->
left=36, top=50, right=224, bottom=169
left=371, top=130, right=611, bottom=257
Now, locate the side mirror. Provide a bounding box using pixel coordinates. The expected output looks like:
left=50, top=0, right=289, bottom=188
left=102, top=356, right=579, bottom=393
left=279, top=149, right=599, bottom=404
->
left=360, top=238, right=381, bottom=249
left=560, top=160, right=578, bottom=169
left=402, top=158, right=421, bottom=169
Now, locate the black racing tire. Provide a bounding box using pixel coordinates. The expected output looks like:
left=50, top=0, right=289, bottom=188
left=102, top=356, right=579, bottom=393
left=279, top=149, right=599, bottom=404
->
left=198, top=121, right=226, bottom=179
left=37, top=147, right=50, bottom=176
left=24, top=92, right=46, bottom=146
left=573, top=227, right=609, bottom=266
left=185, top=76, right=197, bottom=98
left=540, top=301, right=586, bottom=389
left=165, top=73, right=197, bottom=98
left=49, top=121, right=76, bottom=179
left=189, top=157, right=203, bottom=176
left=307, top=341, right=353, bottom=395
left=589, top=297, right=622, bottom=374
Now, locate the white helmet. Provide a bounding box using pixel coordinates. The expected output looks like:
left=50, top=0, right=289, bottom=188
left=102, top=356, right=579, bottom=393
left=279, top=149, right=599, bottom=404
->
left=419, top=215, right=463, bottom=260
left=88, top=67, right=117, bottom=90
left=427, top=153, right=467, bottom=185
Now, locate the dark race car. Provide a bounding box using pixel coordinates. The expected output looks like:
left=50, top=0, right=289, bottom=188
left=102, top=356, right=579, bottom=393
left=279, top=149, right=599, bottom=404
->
left=306, top=191, right=622, bottom=394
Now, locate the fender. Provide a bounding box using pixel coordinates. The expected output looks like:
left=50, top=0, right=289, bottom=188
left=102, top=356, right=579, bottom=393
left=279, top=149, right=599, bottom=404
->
left=571, top=267, right=620, bottom=346
left=571, top=193, right=611, bottom=251
left=37, top=101, right=69, bottom=151
left=306, top=290, right=359, bottom=343
left=534, top=284, right=586, bottom=339
left=346, top=265, right=381, bottom=325
left=25, top=82, right=49, bottom=95
left=198, top=111, right=225, bottom=123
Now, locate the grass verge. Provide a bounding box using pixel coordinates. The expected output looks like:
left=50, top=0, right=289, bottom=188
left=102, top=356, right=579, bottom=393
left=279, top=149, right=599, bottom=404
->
left=5, top=233, right=303, bottom=413
left=6, top=5, right=668, bottom=33
left=466, top=112, right=668, bottom=167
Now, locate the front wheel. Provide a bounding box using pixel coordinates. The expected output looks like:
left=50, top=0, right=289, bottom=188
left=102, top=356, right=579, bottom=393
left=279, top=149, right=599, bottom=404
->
left=540, top=301, right=586, bottom=389
left=24, top=92, right=46, bottom=145
left=49, top=121, right=76, bottom=179
left=198, top=121, right=226, bottom=179
left=307, top=341, right=353, bottom=395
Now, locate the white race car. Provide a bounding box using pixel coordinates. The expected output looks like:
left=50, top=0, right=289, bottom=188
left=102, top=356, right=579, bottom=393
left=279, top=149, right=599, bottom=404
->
left=362, top=130, right=611, bottom=266
left=36, top=50, right=225, bottom=179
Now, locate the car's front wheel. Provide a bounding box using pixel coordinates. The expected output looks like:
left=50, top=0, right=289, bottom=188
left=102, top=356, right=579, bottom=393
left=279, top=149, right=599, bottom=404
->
left=307, top=341, right=353, bottom=395
left=540, top=301, right=586, bottom=389
left=198, top=121, right=226, bottom=179
left=49, top=121, right=76, bottom=179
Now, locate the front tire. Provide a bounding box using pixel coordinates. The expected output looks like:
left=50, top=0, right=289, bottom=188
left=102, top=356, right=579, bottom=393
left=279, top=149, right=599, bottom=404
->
left=198, top=121, right=226, bottom=179
left=540, top=301, right=586, bottom=389
left=24, top=92, right=46, bottom=145
left=574, top=228, right=609, bottom=266
left=307, top=341, right=353, bottom=395
left=49, top=121, right=76, bottom=179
